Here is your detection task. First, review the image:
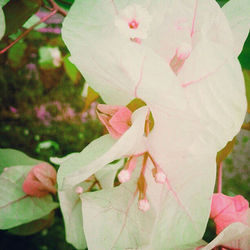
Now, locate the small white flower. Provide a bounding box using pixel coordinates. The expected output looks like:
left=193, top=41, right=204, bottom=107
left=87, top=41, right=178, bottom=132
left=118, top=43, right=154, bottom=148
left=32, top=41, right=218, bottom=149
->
left=115, top=4, right=152, bottom=41
left=49, top=47, right=62, bottom=67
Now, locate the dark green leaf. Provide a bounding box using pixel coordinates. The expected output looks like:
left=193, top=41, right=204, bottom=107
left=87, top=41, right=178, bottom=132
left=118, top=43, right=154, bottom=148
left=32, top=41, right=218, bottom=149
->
left=8, top=211, right=55, bottom=236
left=239, top=33, right=250, bottom=69
left=3, top=0, right=42, bottom=36
left=8, top=40, right=27, bottom=68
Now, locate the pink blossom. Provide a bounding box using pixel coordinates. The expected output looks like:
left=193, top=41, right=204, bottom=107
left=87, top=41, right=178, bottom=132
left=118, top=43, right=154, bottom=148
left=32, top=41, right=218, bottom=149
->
left=22, top=162, right=57, bottom=197
left=9, top=106, right=18, bottom=114
left=210, top=193, right=249, bottom=234
left=96, top=104, right=132, bottom=139
left=35, top=105, right=52, bottom=126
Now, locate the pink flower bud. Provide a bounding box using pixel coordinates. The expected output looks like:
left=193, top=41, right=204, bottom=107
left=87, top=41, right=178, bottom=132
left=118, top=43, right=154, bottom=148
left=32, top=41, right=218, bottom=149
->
left=118, top=156, right=138, bottom=183
left=96, top=104, right=132, bottom=139
left=155, top=171, right=167, bottom=184
left=22, top=162, right=57, bottom=197
left=138, top=199, right=150, bottom=212
left=118, top=170, right=131, bottom=183
left=75, top=186, right=84, bottom=194
left=210, top=193, right=249, bottom=234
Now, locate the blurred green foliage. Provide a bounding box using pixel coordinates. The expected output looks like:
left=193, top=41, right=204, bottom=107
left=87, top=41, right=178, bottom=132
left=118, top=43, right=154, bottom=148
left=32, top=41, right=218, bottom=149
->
left=0, top=0, right=249, bottom=249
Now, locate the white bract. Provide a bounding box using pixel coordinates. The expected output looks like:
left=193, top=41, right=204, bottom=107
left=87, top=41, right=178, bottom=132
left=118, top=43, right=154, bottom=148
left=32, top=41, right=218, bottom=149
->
left=60, top=0, right=249, bottom=249
left=0, top=0, right=9, bottom=40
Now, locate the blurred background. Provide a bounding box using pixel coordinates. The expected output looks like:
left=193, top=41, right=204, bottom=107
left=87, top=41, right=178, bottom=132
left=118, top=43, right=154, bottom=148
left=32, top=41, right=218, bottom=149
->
left=0, top=0, right=249, bottom=249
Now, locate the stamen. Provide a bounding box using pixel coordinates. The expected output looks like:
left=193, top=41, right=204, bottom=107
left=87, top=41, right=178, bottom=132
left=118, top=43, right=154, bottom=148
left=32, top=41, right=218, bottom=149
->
left=138, top=198, right=150, bottom=212
left=149, top=153, right=167, bottom=184
left=118, top=156, right=138, bottom=183
left=155, top=171, right=167, bottom=184
left=118, top=170, right=131, bottom=183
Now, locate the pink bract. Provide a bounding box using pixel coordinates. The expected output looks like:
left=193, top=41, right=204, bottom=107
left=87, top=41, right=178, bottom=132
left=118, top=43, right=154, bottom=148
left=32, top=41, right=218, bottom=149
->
left=210, top=193, right=249, bottom=234
left=96, top=104, right=132, bottom=139
left=22, top=162, right=57, bottom=197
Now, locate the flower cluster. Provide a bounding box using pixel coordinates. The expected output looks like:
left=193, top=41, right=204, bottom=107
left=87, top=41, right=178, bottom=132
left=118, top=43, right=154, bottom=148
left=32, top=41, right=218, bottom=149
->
left=58, top=0, right=249, bottom=249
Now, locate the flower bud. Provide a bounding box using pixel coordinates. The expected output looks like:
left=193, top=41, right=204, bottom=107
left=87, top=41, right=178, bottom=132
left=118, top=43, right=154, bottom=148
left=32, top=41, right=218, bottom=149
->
left=118, top=156, right=138, bottom=183
left=155, top=171, right=167, bottom=184
left=22, top=162, right=57, bottom=197
left=138, top=199, right=150, bottom=212
left=210, top=193, right=249, bottom=234
left=118, top=170, right=131, bottom=183
left=75, top=186, right=84, bottom=195
left=97, top=104, right=132, bottom=139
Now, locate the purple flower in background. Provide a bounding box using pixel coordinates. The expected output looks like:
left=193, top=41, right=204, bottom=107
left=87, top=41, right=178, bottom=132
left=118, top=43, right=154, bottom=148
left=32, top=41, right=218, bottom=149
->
left=9, top=106, right=18, bottom=114
left=35, top=105, right=52, bottom=126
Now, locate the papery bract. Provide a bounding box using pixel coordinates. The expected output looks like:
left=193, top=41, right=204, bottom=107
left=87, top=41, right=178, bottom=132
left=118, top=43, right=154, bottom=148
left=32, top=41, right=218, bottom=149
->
left=0, top=7, right=5, bottom=40
left=210, top=193, right=249, bottom=234
left=23, top=162, right=57, bottom=197
left=96, top=104, right=132, bottom=139
left=60, top=0, right=249, bottom=249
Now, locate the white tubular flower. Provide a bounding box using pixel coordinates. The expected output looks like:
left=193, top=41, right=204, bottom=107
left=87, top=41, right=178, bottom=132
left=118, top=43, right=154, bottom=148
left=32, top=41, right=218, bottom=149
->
left=115, top=4, right=152, bottom=42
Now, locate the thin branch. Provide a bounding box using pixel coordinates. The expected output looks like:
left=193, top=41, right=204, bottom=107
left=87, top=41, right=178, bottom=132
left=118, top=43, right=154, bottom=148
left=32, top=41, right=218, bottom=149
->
left=0, top=0, right=67, bottom=54
left=48, top=0, right=67, bottom=16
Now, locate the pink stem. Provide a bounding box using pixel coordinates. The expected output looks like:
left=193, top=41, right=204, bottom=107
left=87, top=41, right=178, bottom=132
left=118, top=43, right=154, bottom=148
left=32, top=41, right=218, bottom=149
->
left=217, top=162, right=223, bottom=193
left=0, top=0, right=67, bottom=54
left=191, top=0, right=198, bottom=37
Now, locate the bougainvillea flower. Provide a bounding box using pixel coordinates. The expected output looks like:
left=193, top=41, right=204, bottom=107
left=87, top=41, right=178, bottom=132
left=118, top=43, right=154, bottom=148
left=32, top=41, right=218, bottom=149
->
left=23, top=162, right=57, bottom=197
left=58, top=104, right=217, bottom=249
left=62, top=0, right=248, bottom=152
left=210, top=193, right=249, bottom=234
left=60, top=0, right=249, bottom=249
left=96, top=104, right=132, bottom=139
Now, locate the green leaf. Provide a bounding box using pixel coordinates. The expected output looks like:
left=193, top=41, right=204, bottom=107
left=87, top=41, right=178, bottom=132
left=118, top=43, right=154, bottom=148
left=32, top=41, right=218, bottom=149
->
left=3, top=0, right=42, bottom=36
left=0, top=148, right=41, bottom=174
left=63, top=55, right=81, bottom=83
left=0, top=165, right=58, bottom=229
left=23, top=14, right=46, bottom=30
left=0, top=0, right=9, bottom=6
left=8, top=211, right=54, bottom=236
left=7, top=40, right=27, bottom=68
